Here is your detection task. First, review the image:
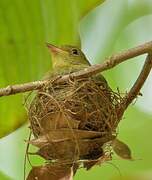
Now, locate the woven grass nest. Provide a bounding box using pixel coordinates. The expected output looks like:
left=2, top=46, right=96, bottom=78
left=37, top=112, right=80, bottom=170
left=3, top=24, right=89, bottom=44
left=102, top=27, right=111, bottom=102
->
left=28, top=75, right=122, bottom=172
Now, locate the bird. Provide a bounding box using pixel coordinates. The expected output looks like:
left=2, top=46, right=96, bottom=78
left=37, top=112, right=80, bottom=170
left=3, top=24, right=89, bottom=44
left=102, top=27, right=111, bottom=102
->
left=29, top=44, right=111, bottom=174
left=45, top=43, right=107, bottom=84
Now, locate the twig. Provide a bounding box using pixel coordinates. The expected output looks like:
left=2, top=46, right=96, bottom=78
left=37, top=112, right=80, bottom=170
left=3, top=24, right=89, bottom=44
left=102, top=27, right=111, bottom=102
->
left=0, top=41, right=152, bottom=97
left=124, top=53, right=152, bottom=108
left=0, top=80, right=47, bottom=97
left=66, top=41, right=152, bottom=79
left=24, top=131, right=32, bottom=180
left=116, top=53, right=152, bottom=119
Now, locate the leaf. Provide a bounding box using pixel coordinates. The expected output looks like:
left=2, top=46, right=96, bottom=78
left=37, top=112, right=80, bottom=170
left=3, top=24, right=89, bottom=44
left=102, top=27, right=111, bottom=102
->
left=1, top=1, right=152, bottom=180
left=28, top=128, right=103, bottom=147
left=39, top=112, right=80, bottom=131
left=0, top=0, right=105, bottom=138
left=112, top=138, right=133, bottom=160
left=45, top=129, right=103, bottom=140
left=0, top=170, right=12, bottom=180
left=78, top=0, right=105, bottom=18
left=29, top=135, right=113, bottom=163
left=28, top=130, right=112, bottom=149
left=27, top=165, right=73, bottom=180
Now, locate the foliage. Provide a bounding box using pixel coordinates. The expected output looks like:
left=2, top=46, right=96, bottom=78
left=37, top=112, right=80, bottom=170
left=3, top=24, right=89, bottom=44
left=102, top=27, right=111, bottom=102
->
left=0, top=0, right=152, bottom=179
left=0, top=0, right=104, bottom=138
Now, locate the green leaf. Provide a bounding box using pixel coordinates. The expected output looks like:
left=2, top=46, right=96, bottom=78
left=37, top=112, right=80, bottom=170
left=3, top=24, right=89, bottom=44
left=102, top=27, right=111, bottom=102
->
left=0, top=170, right=12, bottom=180
left=1, top=1, right=152, bottom=180
left=0, top=0, right=105, bottom=138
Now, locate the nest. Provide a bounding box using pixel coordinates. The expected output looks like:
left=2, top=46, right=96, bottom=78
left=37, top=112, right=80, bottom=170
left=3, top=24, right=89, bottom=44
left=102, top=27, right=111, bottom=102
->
left=28, top=76, right=122, bottom=170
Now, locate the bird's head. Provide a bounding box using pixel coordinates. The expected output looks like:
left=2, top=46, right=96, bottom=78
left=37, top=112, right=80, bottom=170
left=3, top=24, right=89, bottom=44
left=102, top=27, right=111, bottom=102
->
left=46, top=43, right=90, bottom=69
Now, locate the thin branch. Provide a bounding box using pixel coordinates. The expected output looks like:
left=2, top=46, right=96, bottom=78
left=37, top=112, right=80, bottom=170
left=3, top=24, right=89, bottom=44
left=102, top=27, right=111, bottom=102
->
left=117, top=53, right=152, bottom=119
left=0, top=41, right=152, bottom=97
left=0, top=80, right=47, bottom=97
left=124, top=53, right=152, bottom=108
left=66, top=41, right=152, bottom=79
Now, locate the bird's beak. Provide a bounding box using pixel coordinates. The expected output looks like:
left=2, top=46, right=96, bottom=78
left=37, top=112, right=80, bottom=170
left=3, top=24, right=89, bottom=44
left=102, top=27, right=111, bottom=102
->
left=46, top=43, right=66, bottom=54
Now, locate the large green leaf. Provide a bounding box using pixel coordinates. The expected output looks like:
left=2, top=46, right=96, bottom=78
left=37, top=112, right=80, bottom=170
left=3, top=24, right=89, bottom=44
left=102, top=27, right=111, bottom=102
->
left=80, top=0, right=152, bottom=63
left=0, top=0, right=105, bottom=138
left=0, top=1, right=152, bottom=180
left=0, top=171, right=12, bottom=180
left=77, top=0, right=152, bottom=179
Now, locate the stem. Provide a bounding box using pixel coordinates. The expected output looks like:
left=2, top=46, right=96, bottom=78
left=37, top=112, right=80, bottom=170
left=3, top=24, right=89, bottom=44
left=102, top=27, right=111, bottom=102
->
left=0, top=80, right=47, bottom=97
left=125, top=53, right=152, bottom=106
left=0, top=41, right=152, bottom=97
left=117, top=53, right=152, bottom=119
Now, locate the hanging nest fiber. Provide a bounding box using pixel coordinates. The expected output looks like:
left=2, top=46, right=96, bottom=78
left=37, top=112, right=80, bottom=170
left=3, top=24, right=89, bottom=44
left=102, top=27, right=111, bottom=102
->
left=28, top=75, right=123, bottom=172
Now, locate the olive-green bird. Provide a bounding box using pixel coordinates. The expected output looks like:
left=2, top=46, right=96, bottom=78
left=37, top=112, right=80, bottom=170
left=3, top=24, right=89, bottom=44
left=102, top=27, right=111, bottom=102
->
left=45, top=43, right=107, bottom=84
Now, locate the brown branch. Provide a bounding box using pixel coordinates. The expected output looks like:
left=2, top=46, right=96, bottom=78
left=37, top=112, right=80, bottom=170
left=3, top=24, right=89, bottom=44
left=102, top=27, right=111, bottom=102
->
left=124, top=53, right=152, bottom=108
left=116, top=53, right=152, bottom=119
left=0, top=80, right=47, bottom=97
left=0, top=41, right=152, bottom=97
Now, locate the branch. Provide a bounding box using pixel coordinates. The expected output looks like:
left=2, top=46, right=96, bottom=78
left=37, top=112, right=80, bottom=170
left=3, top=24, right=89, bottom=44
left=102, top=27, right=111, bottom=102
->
left=0, top=41, right=152, bottom=97
left=0, top=80, right=47, bottom=97
left=116, top=53, right=152, bottom=119
left=124, top=53, right=152, bottom=109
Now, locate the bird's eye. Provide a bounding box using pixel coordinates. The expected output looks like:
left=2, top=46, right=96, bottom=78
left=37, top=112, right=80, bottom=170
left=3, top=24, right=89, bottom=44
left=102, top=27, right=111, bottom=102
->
left=71, top=48, right=79, bottom=56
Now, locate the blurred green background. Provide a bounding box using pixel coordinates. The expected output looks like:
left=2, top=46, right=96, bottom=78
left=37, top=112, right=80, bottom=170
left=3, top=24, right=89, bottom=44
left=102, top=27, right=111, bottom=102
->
left=0, top=0, right=152, bottom=179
